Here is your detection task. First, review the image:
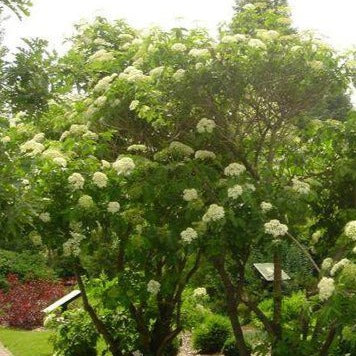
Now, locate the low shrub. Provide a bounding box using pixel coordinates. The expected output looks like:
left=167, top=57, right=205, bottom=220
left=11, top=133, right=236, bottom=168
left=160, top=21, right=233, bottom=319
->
left=181, top=287, right=211, bottom=329
left=223, top=337, right=240, bottom=356
left=0, top=249, right=55, bottom=288
left=223, top=336, right=254, bottom=356
left=52, top=309, right=98, bottom=356
left=252, top=291, right=308, bottom=327
left=192, top=314, right=231, bottom=353
left=0, top=274, right=65, bottom=329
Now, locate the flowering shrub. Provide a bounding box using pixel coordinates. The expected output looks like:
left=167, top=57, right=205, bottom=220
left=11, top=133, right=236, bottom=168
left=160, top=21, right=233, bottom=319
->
left=0, top=274, right=65, bottom=329
left=0, top=0, right=354, bottom=354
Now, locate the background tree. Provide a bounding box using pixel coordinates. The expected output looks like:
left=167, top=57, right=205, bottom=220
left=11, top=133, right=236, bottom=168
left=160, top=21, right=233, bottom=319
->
left=3, top=38, right=60, bottom=116
left=0, top=0, right=31, bottom=18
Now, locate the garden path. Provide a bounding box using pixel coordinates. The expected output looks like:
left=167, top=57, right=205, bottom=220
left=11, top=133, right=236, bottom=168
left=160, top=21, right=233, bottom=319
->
left=0, top=343, right=11, bottom=356
left=178, top=333, right=222, bottom=356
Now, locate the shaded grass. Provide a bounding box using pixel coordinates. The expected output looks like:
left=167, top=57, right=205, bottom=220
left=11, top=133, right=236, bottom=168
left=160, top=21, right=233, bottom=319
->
left=0, top=328, right=53, bottom=356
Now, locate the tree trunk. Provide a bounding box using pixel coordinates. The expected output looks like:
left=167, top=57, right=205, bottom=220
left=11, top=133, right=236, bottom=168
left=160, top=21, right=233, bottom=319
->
left=242, top=298, right=277, bottom=338
left=273, top=247, right=282, bottom=342
left=213, top=258, right=251, bottom=356
left=128, top=303, right=152, bottom=355
left=76, top=271, right=123, bottom=356
left=319, top=323, right=337, bottom=356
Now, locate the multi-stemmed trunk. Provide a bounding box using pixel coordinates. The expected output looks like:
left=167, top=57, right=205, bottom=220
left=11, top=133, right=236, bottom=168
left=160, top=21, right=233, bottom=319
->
left=76, top=271, right=124, bottom=356
left=272, top=246, right=282, bottom=344
left=213, top=256, right=251, bottom=356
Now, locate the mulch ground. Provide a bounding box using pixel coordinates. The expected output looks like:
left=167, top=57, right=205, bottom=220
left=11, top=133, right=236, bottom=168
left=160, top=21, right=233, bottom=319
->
left=178, top=332, right=222, bottom=356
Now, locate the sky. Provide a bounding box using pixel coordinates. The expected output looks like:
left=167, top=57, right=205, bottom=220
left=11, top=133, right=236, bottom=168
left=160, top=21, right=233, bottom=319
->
left=2, top=0, right=356, bottom=54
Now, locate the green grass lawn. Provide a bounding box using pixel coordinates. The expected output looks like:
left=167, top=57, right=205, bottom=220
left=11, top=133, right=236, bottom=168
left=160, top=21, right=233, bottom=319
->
left=0, top=327, right=111, bottom=356
left=0, top=328, right=53, bottom=356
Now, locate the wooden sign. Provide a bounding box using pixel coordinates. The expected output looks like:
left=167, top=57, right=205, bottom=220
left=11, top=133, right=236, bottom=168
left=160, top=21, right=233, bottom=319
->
left=42, top=289, right=81, bottom=313
left=253, top=263, right=291, bottom=282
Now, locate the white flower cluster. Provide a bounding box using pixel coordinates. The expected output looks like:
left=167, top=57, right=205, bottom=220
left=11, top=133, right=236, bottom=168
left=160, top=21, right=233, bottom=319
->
left=202, top=204, right=225, bottom=223
left=112, top=157, right=135, bottom=176
left=94, top=95, right=107, bottom=107
left=59, top=131, right=70, bottom=141
left=63, top=233, right=85, bottom=257
left=224, top=162, right=246, bottom=177
left=132, top=38, right=143, bottom=46
left=78, top=195, right=94, bottom=209
left=61, top=124, right=94, bottom=141
left=29, top=232, right=42, bottom=246
left=107, top=201, right=121, bottom=214
left=330, top=258, right=350, bottom=276
left=101, top=160, right=111, bottom=169
left=194, top=150, right=216, bottom=160
left=42, top=148, right=67, bottom=167
left=70, top=221, right=83, bottom=232
left=243, top=3, right=256, bottom=10
left=345, top=221, right=356, bottom=241
left=132, top=57, right=144, bottom=67
left=68, top=173, right=85, bottom=190
left=193, top=287, right=207, bottom=298
left=89, top=49, right=115, bottom=62
left=92, top=172, right=108, bottom=188
left=309, top=60, right=324, bottom=71
left=149, top=66, right=165, bottom=78
left=20, top=140, right=45, bottom=156
left=183, top=188, right=198, bottom=202
left=244, top=183, right=255, bottom=192
left=118, top=33, right=134, bottom=42
left=43, top=314, right=55, bottom=328
left=1, top=136, right=11, bottom=144
left=147, top=279, right=160, bottom=295
left=129, top=100, right=139, bottom=111
left=221, top=34, right=246, bottom=44
left=119, top=66, right=149, bottom=83
left=291, top=45, right=302, bottom=52
left=248, top=38, right=266, bottom=49
left=311, top=230, right=323, bottom=244
left=53, top=157, right=67, bottom=167
left=172, top=69, right=186, bottom=81
left=93, top=73, right=117, bottom=93
left=260, top=202, right=273, bottom=213
left=228, top=184, right=243, bottom=200
left=42, top=149, right=63, bottom=160
left=180, top=227, right=198, bottom=244
left=264, top=219, right=288, bottom=238
left=93, top=38, right=111, bottom=46
left=127, top=144, right=147, bottom=153
left=39, top=212, right=51, bottom=223
left=277, top=17, right=291, bottom=25
left=188, top=48, right=210, bottom=58
left=171, top=43, right=187, bottom=52
left=317, top=277, right=335, bottom=301
left=70, top=124, right=88, bottom=135
left=256, top=29, right=279, bottom=41
left=83, top=131, right=98, bottom=140
left=321, top=257, right=333, bottom=271
left=33, top=133, right=45, bottom=142
left=169, top=141, right=194, bottom=157
left=196, top=118, right=216, bottom=133
left=291, top=178, right=310, bottom=195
